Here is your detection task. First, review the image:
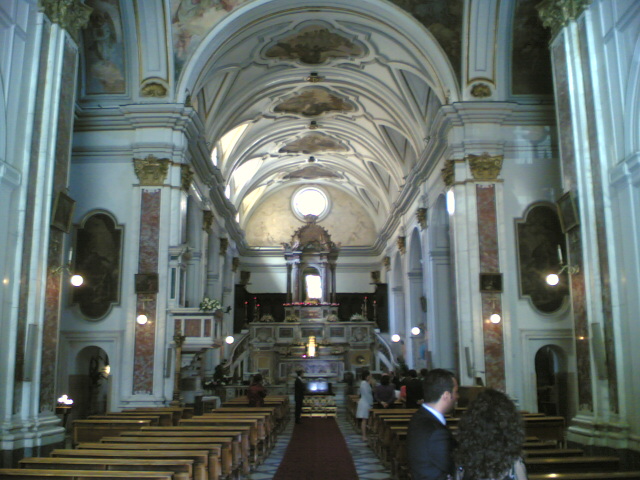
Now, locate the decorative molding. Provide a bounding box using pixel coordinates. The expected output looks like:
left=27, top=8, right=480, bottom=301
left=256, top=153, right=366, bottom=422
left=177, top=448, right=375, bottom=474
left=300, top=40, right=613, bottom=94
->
left=180, top=164, right=193, bottom=192
left=416, top=208, right=427, bottom=230
left=133, top=155, right=170, bottom=186
left=397, top=236, right=406, bottom=255
left=383, top=256, right=390, bottom=270
left=470, top=83, right=492, bottom=98
left=141, top=81, right=168, bottom=98
left=40, top=0, right=92, bottom=43
left=467, top=153, right=503, bottom=181
left=219, top=238, right=229, bottom=256
left=441, top=160, right=455, bottom=187
left=203, top=211, right=214, bottom=232
left=536, top=0, right=592, bottom=38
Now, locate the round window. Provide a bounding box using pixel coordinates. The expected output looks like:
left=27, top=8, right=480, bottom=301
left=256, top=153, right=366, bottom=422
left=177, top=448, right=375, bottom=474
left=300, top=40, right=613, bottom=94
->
left=292, top=187, right=329, bottom=220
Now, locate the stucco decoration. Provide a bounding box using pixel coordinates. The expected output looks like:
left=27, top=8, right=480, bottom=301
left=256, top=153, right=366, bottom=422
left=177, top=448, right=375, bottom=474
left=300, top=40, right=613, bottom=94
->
left=441, top=159, right=455, bottom=186
left=244, top=185, right=376, bottom=247
left=279, top=133, right=348, bottom=154
left=516, top=204, right=568, bottom=313
left=467, top=153, right=503, bottom=181
left=536, top=0, right=592, bottom=38
left=41, top=0, right=92, bottom=43
left=264, top=26, right=365, bottom=65
left=389, top=0, right=463, bottom=79
left=82, top=0, right=126, bottom=94
left=513, top=0, right=553, bottom=94
left=283, top=215, right=340, bottom=253
left=141, top=80, right=168, bottom=97
left=274, top=88, right=355, bottom=117
left=470, top=83, right=492, bottom=98
left=283, top=165, right=341, bottom=180
left=171, top=0, right=249, bottom=77
left=133, top=155, right=170, bottom=186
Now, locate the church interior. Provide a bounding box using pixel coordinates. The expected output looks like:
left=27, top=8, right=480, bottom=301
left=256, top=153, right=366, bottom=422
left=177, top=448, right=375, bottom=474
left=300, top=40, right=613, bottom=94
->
left=2, top=0, right=640, bottom=475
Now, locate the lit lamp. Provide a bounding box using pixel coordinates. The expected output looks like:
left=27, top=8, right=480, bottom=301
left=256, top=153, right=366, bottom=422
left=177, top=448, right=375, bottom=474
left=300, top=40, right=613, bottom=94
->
left=489, top=313, right=501, bottom=324
left=307, top=335, right=317, bottom=357
left=136, top=314, right=148, bottom=325
left=411, top=326, right=421, bottom=336
left=391, top=334, right=401, bottom=343
left=545, top=244, right=579, bottom=286
left=225, top=335, right=235, bottom=345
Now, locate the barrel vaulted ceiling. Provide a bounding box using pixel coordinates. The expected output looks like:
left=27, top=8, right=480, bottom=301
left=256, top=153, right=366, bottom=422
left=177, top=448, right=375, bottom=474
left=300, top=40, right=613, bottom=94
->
left=78, top=0, right=551, bottom=252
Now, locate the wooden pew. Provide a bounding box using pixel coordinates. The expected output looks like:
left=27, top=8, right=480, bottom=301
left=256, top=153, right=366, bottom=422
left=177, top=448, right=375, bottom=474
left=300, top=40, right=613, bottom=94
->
left=72, top=419, right=151, bottom=446
left=139, top=426, right=251, bottom=476
left=51, top=449, right=208, bottom=480
left=89, top=413, right=168, bottom=426
left=19, top=457, right=192, bottom=480
left=75, top=444, right=221, bottom=480
left=126, top=407, right=193, bottom=425
left=98, top=436, right=236, bottom=479
left=525, top=456, right=620, bottom=474
left=529, top=473, right=640, bottom=480
left=120, top=430, right=245, bottom=476
left=0, top=469, right=174, bottom=479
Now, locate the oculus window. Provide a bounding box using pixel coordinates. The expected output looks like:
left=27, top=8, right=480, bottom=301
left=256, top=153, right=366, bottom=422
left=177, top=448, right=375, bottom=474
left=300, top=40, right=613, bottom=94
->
left=292, top=186, right=329, bottom=220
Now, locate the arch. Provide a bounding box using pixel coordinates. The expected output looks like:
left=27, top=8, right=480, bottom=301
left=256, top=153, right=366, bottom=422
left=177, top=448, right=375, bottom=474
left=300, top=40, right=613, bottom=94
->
left=535, top=344, right=570, bottom=418
left=69, top=345, right=112, bottom=419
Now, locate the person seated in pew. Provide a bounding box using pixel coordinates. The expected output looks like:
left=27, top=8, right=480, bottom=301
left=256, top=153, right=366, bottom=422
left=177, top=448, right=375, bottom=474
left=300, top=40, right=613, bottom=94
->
left=374, top=374, right=397, bottom=409
left=454, top=389, right=528, bottom=480
left=247, top=374, right=267, bottom=407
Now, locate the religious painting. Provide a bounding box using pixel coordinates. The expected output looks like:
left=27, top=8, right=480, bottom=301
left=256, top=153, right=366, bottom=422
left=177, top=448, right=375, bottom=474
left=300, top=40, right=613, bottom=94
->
left=274, top=88, right=355, bottom=117
left=556, top=191, right=579, bottom=233
left=170, top=0, right=250, bottom=77
left=511, top=0, right=553, bottom=94
left=51, top=191, right=76, bottom=233
left=264, top=26, right=365, bottom=64
left=82, top=0, right=126, bottom=94
left=516, top=203, right=568, bottom=313
left=283, top=166, right=341, bottom=180
left=135, top=273, right=159, bottom=294
left=279, top=133, right=348, bottom=154
left=72, top=212, right=123, bottom=319
left=479, top=273, right=502, bottom=293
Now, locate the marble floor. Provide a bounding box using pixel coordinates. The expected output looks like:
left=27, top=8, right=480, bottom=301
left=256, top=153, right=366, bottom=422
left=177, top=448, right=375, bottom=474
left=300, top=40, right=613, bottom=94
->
left=249, top=407, right=393, bottom=480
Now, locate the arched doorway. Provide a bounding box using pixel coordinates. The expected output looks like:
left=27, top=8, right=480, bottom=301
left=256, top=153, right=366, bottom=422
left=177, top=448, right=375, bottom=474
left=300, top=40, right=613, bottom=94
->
left=68, top=346, right=111, bottom=420
left=535, top=344, right=569, bottom=418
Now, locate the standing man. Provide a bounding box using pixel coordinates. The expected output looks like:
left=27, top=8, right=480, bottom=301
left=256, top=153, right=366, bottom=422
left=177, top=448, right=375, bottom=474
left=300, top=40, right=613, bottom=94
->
left=294, top=369, right=305, bottom=424
left=406, top=369, right=459, bottom=480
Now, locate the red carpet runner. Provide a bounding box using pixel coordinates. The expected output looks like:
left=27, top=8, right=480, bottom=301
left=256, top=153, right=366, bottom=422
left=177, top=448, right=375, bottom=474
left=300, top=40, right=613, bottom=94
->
left=273, top=417, right=358, bottom=480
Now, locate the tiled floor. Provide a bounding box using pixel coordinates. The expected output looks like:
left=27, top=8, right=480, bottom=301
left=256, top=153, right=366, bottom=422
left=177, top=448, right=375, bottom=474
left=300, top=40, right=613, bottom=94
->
left=249, top=406, right=393, bottom=480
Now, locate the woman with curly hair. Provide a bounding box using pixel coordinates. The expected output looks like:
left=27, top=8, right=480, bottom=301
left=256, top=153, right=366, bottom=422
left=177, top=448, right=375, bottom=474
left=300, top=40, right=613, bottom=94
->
left=454, top=389, right=528, bottom=480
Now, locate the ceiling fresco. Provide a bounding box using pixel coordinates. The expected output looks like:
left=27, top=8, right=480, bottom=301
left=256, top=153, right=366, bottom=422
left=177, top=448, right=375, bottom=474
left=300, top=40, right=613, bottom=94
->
left=274, top=88, right=355, bottom=117
left=278, top=133, right=349, bottom=155
left=283, top=165, right=342, bottom=180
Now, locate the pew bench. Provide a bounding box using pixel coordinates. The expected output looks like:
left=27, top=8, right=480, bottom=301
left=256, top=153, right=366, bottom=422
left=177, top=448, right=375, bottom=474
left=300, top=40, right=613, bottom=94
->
left=525, top=456, right=620, bottom=474
left=51, top=449, right=209, bottom=480
left=0, top=469, right=174, bottom=479
left=72, top=419, right=151, bottom=446
left=92, top=411, right=174, bottom=426
left=19, top=457, right=192, bottom=480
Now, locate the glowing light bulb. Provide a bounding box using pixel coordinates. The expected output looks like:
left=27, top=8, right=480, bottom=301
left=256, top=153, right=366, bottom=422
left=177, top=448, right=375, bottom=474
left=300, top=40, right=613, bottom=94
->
left=489, top=314, right=501, bottom=324
left=225, top=335, right=235, bottom=344
left=546, top=273, right=560, bottom=286
left=136, top=314, right=148, bottom=325
left=391, top=334, right=401, bottom=343
left=411, top=327, right=421, bottom=336
left=70, top=274, right=84, bottom=286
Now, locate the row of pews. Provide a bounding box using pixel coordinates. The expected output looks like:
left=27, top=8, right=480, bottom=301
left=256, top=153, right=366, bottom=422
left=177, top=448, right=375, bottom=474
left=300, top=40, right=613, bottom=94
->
left=0, top=396, right=289, bottom=480
left=346, top=395, right=640, bottom=480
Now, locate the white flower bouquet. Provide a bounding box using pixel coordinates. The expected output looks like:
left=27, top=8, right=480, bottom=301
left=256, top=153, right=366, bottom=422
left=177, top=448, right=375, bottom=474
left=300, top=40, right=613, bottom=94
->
left=200, top=297, right=221, bottom=312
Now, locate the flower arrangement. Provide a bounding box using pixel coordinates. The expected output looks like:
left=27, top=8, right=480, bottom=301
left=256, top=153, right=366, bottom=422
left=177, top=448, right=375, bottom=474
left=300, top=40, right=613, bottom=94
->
left=199, top=297, right=221, bottom=312
left=350, top=313, right=366, bottom=321
left=285, top=314, right=300, bottom=323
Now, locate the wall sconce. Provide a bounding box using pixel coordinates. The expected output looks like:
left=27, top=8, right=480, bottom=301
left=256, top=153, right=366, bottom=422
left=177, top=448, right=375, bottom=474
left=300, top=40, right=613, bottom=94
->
left=51, top=264, right=83, bottom=286
left=225, top=335, right=235, bottom=344
left=136, top=296, right=153, bottom=325
left=489, top=313, right=501, bottom=324
left=545, top=244, right=579, bottom=286
left=391, top=334, right=401, bottom=343
left=411, top=326, right=421, bottom=336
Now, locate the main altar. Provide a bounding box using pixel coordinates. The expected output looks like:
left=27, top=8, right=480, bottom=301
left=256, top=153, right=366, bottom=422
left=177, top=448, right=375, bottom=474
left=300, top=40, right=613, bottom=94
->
left=241, top=216, right=379, bottom=385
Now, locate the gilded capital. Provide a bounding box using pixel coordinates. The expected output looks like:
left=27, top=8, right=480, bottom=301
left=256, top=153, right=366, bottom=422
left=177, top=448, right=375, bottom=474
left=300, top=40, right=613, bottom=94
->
left=133, top=155, right=170, bottom=186
left=536, top=0, right=592, bottom=38
left=397, top=236, right=406, bottom=255
left=180, top=164, right=194, bottom=192
left=416, top=208, right=427, bottom=230
left=219, top=238, right=229, bottom=256
left=382, top=256, right=391, bottom=270
left=173, top=334, right=186, bottom=348
left=441, top=160, right=455, bottom=187
left=470, top=83, right=492, bottom=98
left=467, top=153, right=503, bottom=181
left=40, top=0, right=92, bottom=42
left=141, top=81, right=168, bottom=98
left=203, top=211, right=214, bottom=232
left=232, top=257, right=240, bottom=272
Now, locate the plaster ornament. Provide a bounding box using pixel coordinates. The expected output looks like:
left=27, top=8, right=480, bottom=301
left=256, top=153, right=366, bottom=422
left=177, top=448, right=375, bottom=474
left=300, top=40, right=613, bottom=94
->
left=467, top=153, right=504, bottom=181
left=133, top=155, right=170, bottom=186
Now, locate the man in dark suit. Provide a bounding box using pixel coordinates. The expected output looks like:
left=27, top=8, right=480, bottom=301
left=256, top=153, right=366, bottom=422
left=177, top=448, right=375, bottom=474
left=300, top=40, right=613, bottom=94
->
left=407, top=368, right=459, bottom=480
left=294, top=369, right=305, bottom=424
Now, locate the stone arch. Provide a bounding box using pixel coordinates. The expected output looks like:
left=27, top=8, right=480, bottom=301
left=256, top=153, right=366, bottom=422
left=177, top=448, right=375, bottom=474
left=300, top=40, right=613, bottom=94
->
left=535, top=344, right=570, bottom=418
left=67, top=345, right=112, bottom=421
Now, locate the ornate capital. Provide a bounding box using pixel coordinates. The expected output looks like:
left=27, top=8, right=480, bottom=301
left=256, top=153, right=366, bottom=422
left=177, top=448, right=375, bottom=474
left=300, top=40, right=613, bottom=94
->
left=441, top=160, right=455, bottom=187
left=470, top=83, right=492, bottom=98
left=371, top=271, right=380, bottom=284
left=416, top=208, right=427, bottom=230
left=173, top=334, right=186, bottom=348
left=133, top=155, right=170, bottom=186
left=467, top=153, right=503, bottom=181
left=383, top=256, right=391, bottom=270
left=203, top=211, right=214, bottom=232
left=219, top=238, right=229, bottom=256
left=180, top=164, right=193, bottom=192
left=141, top=81, right=168, bottom=98
left=537, top=0, right=592, bottom=38
left=232, top=257, right=240, bottom=272
left=397, top=236, right=406, bottom=255
left=40, top=0, right=92, bottom=43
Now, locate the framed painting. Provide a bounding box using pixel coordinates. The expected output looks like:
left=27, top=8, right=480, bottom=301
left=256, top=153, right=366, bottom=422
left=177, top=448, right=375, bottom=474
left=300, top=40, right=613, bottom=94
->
left=51, top=191, right=76, bottom=233
left=556, top=191, right=579, bottom=233
left=135, top=273, right=159, bottom=294
left=479, top=273, right=503, bottom=293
